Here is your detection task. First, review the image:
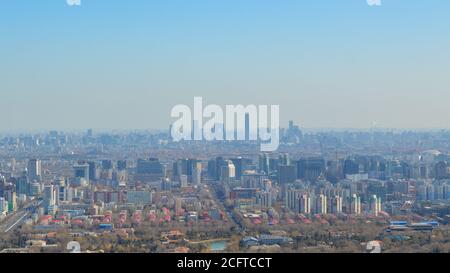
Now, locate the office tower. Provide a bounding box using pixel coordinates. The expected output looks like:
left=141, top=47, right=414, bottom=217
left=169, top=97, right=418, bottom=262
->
left=137, top=158, right=164, bottom=175
left=286, top=188, right=299, bottom=211
left=306, top=158, right=326, bottom=181
left=231, top=157, right=243, bottom=180
left=285, top=120, right=302, bottom=143
left=231, top=157, right=253, bottom=180
left=417, top=184, right=427, bottom=201
left=258, top=153, right=270, bottom=174
left=88, top=161, right=97, bottom=182
left=127, top=191, right=152, bottom=205
left=296, top=158, right=326, bottom=181
left=161, top=178, right=172, bottom=191
left=215, top=157, right=226, bottom=181
left=278, top=165, right=296, bottom=184
left=4, top=190, right=17, bottom=212
left=180, top=175, right=188, bottom=188
left=117, top=160, right=127, bottom=171
left=43, top=185, right=56, bottom=214
left=435, top=161, right=448, bottom=180
left=174, top=158, right=193, bottom=178
left=329, top=196, right=343, bottom=214
left=369, top=195, right=382, bottom=216
left=256, top=191, right=272, bottom=208
left=299, top=194, right=311, bottom=214
left=116, top=160, right=128, bottom=184
left=16, top=174, right=29, bottom=195
left=54, top=178, right=67, bottom=203
left=241, top=173, right=266, bottom=188
left=207, top=159, right=217, bottom=179
left=434, top=184, right=445, bottom=200
left=221, top=160, right=236, bottom=181
left=101, top=160, right=113, bottom=180
left=192, top=162, right=202, bottom=185
left=343, top=159, right=359, bottom=176
left=348, top=194, right=361, bottom=215
left=279, top=153, right=290, bottom=166
left=27, top=159, right=42, bottom=182
left=315, top=194, right=327, bottom=214
left=74, top=164, right=90, bottom=182
left=401, top=162, right=412, bottom=179
left=427, top=184, right=435, bottom=201
left=444, top=184, right=450, bottom=199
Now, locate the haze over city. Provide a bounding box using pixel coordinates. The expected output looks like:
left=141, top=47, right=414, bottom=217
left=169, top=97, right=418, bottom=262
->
left=1, top=0, right=450, bottom=132
left=2, top=0, right=450, bottom=258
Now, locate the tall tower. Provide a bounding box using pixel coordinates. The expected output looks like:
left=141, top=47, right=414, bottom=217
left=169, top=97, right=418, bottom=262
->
left=27, top=159, right=42, bottom=182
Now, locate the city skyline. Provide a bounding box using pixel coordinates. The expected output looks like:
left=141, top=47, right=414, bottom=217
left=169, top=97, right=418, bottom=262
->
left=2, top=0, right=450, bottom=131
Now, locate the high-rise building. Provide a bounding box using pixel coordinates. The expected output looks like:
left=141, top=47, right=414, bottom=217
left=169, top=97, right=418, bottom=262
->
left=215, top=157, right=226, bottom=181
left=299, top=194, right=311, bottom=214
left=369, top=195, right=382, bottom=216
left=161, top=178, right=172, bottom=191
left=180, top=175, right=188, bottom=188
left=286, top=187, right=299, bottom=211
left=43, top=185, right=57, bottom=214
left=16, top=175, right=29, bottom=195
left=329, top=196, right=343, bottom=214
left=127, top=191, right=152, bottom=205
left=74, top=164, right=90, bottom=182
left=101, top=160, right=113, bottom=180
left=192, top=162, right=202, bottom=185
left=221, top=160, right=236, bottom=181
left=241, top=173, right=267, bottom=189
left=435, top=161, right=448, bottom=180
left=258, top=153, right=270, bottom=174
left=27, top=159, right=41, bottom=182
left=117, top=160, right=127, bottom=171
left=348, top=194, right=361, bottom=215
left=256, top=191, right=272, bottom=208
left=279, top=154, right=290, bottom=166
left=315, top=194, right=327, bottom=214
left=137, top=158, right=164, bottom=175
left=278, top=165, right=297, bottom=184
left=296, top=158, right=325, bottom=181
left=88, top=161, right=97, bottom=182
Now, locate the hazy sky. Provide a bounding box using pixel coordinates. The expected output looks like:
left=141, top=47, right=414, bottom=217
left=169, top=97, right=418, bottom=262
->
left=1, top=0, right=450, bottom=132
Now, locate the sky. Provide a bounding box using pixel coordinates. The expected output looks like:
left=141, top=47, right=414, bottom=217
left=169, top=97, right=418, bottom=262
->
left=1, top=0, right=450, bottom=132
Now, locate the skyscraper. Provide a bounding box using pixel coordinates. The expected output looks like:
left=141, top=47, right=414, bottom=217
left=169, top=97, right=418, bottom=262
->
left=88, top=161, right=97, bottom=182
left=369, top=195, right=382, bottom=216
left=74, top=164, right=90, bottom=182
left=258, top=153, right=270, bottom=174
left=299, top=194, right=311, bottom=214
left=278, top=165, right=297, bottom=184
left=315, top=194, right=327, bottom=215
left=221, top=160, right=236, bottom=181
left=192, top=162, right=202, bottom=185
left=329, top=196, right=343, bottom=214
left=43, top=185, right=56, bottom=214
left=348, top=194, right=361, bottom=215
left=27, top=159, right=41, bottom=182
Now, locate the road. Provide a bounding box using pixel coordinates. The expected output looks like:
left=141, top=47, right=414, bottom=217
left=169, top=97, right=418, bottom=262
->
left=207, top=183, right=244, bottom=233
left=0, top=199, right=42, bottom=233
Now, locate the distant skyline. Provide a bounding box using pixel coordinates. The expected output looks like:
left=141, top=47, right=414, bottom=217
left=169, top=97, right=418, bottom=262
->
left=1, top=0, right=450, bottom=131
